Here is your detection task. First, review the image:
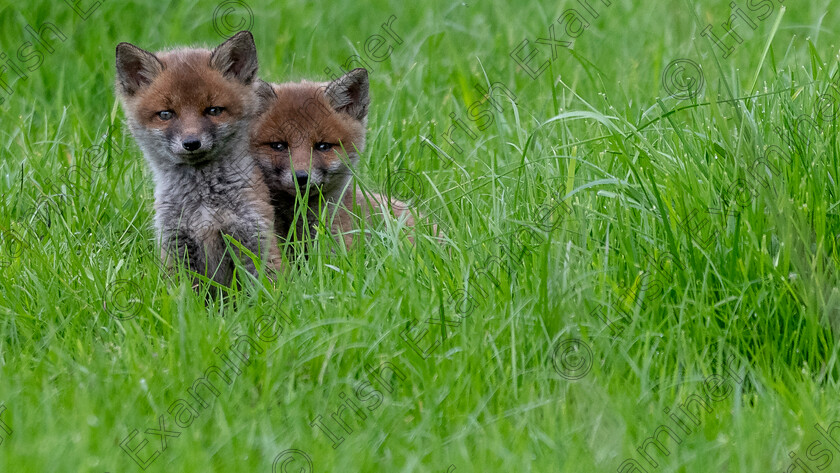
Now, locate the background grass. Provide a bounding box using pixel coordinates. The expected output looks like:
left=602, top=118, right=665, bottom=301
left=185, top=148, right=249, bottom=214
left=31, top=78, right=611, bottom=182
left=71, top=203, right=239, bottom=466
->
left=1, top=0, right=840, bottom=471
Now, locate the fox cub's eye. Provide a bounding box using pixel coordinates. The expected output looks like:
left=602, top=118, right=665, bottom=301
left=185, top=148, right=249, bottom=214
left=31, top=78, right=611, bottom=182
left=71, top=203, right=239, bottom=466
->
left=269, top=142, right=288, bottom=152
left=157, top=110, right=175, bottom=120
left=314, top=142, right=334, bottom=151
left=205, top=107, right=225, bottom=116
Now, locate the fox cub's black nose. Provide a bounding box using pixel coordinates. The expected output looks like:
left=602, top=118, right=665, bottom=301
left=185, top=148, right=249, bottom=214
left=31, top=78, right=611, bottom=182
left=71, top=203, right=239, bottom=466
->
left=182, top=139, right=202, bottom=151
left=295, top=170, right=309, bottom=185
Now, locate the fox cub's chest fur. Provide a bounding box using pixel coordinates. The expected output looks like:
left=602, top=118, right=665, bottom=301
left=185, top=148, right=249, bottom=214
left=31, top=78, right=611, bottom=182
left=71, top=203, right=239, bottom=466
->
left=251, top=68, right=419, bottom=249
left=152, top=157, right=276, bottom=282
left=116, top=31, right=280, bottom=287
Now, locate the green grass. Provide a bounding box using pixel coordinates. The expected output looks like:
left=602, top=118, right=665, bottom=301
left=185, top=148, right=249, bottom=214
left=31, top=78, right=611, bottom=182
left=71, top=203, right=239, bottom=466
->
left=1, top=0, right=840, bottom=471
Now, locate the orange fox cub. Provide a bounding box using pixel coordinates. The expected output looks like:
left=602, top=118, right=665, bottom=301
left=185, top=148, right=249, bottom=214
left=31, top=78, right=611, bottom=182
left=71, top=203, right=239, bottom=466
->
left=115, top=32, right=281, bottom=288
left=250, top=68, right=420, bottom=249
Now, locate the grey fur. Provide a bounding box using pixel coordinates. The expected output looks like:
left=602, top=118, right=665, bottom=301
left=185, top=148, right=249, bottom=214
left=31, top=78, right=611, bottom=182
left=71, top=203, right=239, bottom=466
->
left=210, top=32, right=259, bottom=83
left=115, top=32, right=281, bottom=289
left=325, top=68, right=370, bottom=121
left=115, top=42, right=164, bottom=97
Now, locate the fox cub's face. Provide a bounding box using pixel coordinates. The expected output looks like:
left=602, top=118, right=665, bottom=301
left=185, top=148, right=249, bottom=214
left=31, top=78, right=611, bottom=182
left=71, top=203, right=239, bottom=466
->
left=115, top=31, right=262, bottom=167
left=251, top=68, right=369, bottom=199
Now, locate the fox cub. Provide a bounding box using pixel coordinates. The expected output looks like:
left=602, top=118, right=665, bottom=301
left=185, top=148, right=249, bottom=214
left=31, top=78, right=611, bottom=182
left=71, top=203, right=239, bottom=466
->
left=250, top=68, right=418, bottom=249
left=115, top=31, right=281, bottom=287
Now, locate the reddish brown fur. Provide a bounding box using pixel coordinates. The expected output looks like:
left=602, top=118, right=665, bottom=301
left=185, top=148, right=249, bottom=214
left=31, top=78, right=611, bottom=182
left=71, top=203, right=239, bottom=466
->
left=251, top=77, right=427, bottom=249
left=251, top=81, right=364, bottom=194
left=120, top=49, right=251, bottom=146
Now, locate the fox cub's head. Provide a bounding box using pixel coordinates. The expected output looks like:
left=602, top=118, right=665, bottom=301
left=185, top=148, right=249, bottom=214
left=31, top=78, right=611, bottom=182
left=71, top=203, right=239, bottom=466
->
left=115, top=31, right=263, bottom=167
left=251, top=68, right=369, bottom=199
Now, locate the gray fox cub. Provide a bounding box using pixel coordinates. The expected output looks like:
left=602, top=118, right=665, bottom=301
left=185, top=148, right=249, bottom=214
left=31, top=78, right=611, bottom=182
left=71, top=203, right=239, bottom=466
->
left=115, top=31, right=281, bottom=287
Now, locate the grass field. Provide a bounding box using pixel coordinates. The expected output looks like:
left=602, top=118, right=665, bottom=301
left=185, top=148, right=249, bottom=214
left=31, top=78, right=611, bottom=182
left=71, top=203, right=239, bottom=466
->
left=1, top=0, right=840, bottom=471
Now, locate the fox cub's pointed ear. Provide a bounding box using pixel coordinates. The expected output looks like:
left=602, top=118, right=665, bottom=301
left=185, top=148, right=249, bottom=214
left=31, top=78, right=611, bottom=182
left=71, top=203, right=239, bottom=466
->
left=210, top=31, right=258, bottom=84
left=254, top=80, right=277, bottom=113
left=255, top=80, right=276, bottom=102
left=115, top=42, right=164, bottom=96
left=325, top=68, right=369, bottom=120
